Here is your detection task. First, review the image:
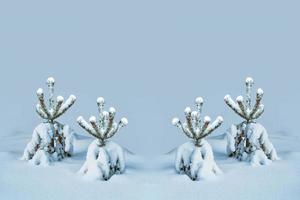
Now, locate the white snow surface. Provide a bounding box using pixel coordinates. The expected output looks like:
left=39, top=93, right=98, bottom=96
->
left=1, top=130, right=299, bottom=200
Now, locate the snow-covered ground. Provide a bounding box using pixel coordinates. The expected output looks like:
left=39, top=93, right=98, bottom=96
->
left=1, top=131, right=299, bottom=200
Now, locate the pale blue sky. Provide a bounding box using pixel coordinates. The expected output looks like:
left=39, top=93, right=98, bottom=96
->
left=0, top=0, right=299, bottom=155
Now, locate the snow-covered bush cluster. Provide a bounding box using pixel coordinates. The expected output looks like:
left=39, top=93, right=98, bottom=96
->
left=224, top=77, right=279, bottom=166
left=20, top=75, right=279, bottom=183
left=172, top=97, right=223, bottom=180
left=22, top=77, right=76, bottom=166
left=77, top=97, right=128, bottom=181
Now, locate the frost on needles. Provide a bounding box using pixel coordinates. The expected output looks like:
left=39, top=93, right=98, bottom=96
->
left=172, top=97, right=223, bottom=181
left=22, top=77, right=76, bottom=166
left=77, top=97, right=128, bottom=181
left=224, top=77, right=279, bottom=166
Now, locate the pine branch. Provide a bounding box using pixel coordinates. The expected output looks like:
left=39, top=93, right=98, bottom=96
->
left=195, top=97, right=203, bottom=126
left=236, top=96, right=248, bottom=118
left=185, top=107, right=197, bottom=138
left=51, top=96, right=64, bottom=119
left=245, top=77, right=254, bottom=109
left=103, top=108, right=116, bottom=138
left=172, top=119, right=194, bottom=139
left=35, top=104, right=48, bottom=119
left=36, top=88, right=51, bottom=118
left=105, top=122, right=118, bottom=139
left=89, top=116, right=102, bottom=137
left=172, top=97, right=223, bottom=144
left=54, top=95, right=76, bottom=119
left=200, top=116, right=223, bottom=139
left=47, top=77, right=55, bottom=109
left=249, top=88, right=264, bottom=119
left=200, top=116, right=211, bottom=135
left=106, top=118, right=128, bottom=139
left=252, top=104, right=264, bottom=119
left=225, top=77, right=265, bottom=122
left=77, top=97, right=128, bottom=144
left=224, top=95, right=246, bottom=119
left=77, top=116, right=100, bottom=139
left=35, top=77, right=76, bottom=122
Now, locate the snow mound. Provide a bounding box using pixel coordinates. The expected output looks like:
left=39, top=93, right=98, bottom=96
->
left=78, top=140, right=125, bottom=181
left=175, top=141, right=222, bottom=180
left=226, top=122, right=279, bottom=166
left=22, top=122, right=75, bottom=166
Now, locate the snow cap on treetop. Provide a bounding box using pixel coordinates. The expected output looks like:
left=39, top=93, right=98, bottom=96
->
left=89, top=116, right=97, bottom=123
left=236, top=96, right=244, bottom=102
left=191, top=111, right=198, bottom=118
left=77, top=116, right=84, bottom=123
left=47, top=77, right=55, bottom=85
left=36, top=88, right=43, bottom=96
left=121, top=118, right=128, bottom=125
left=195, top=97, right=204, bottom=105
left=204, top=116, right=211, bottom=123
left=245, top=77, right=254, bottom=85
left=109, top=107, right=116, bottom=114
left=102, top=111, right=109, bottom=118
left=172, top=118, right=180, bottom=126
left=257, top=88, right=264, bottom=96
left=217, top=116, right=223, bottom=122
left=97, top=97, right=105, bottom=105
left=69, top=95, right=77, bottom=101
left=224, top=94, right=231, bottom=101
left=184, top=107, right=192, bottom=115
left=57, top=96, right=64, bottom=102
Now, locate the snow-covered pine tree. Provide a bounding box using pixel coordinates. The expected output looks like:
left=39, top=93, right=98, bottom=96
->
left=224, top=77, right=279, bottom=166
left=22, top=77, right=77, bottom=166
left=77, top=97, right=128, bottom=181
left=172, top=97, right=223, bottom=181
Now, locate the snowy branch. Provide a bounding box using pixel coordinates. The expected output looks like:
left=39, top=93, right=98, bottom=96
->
left=35, top=77, right=76, bottom=122
left=224, top=77, right=265, bottom=122
left=77, top=97, right=128, bottom=146
left=172, top=97, right=223, bottom=146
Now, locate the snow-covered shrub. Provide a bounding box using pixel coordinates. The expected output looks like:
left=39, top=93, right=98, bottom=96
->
left=22, top=77, right=76, bottom=166
left=77, top=97, right=128, bottom=181
left=224, top=77, right=279, bottom=166
left=172, top=97, right=223, bottom=181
